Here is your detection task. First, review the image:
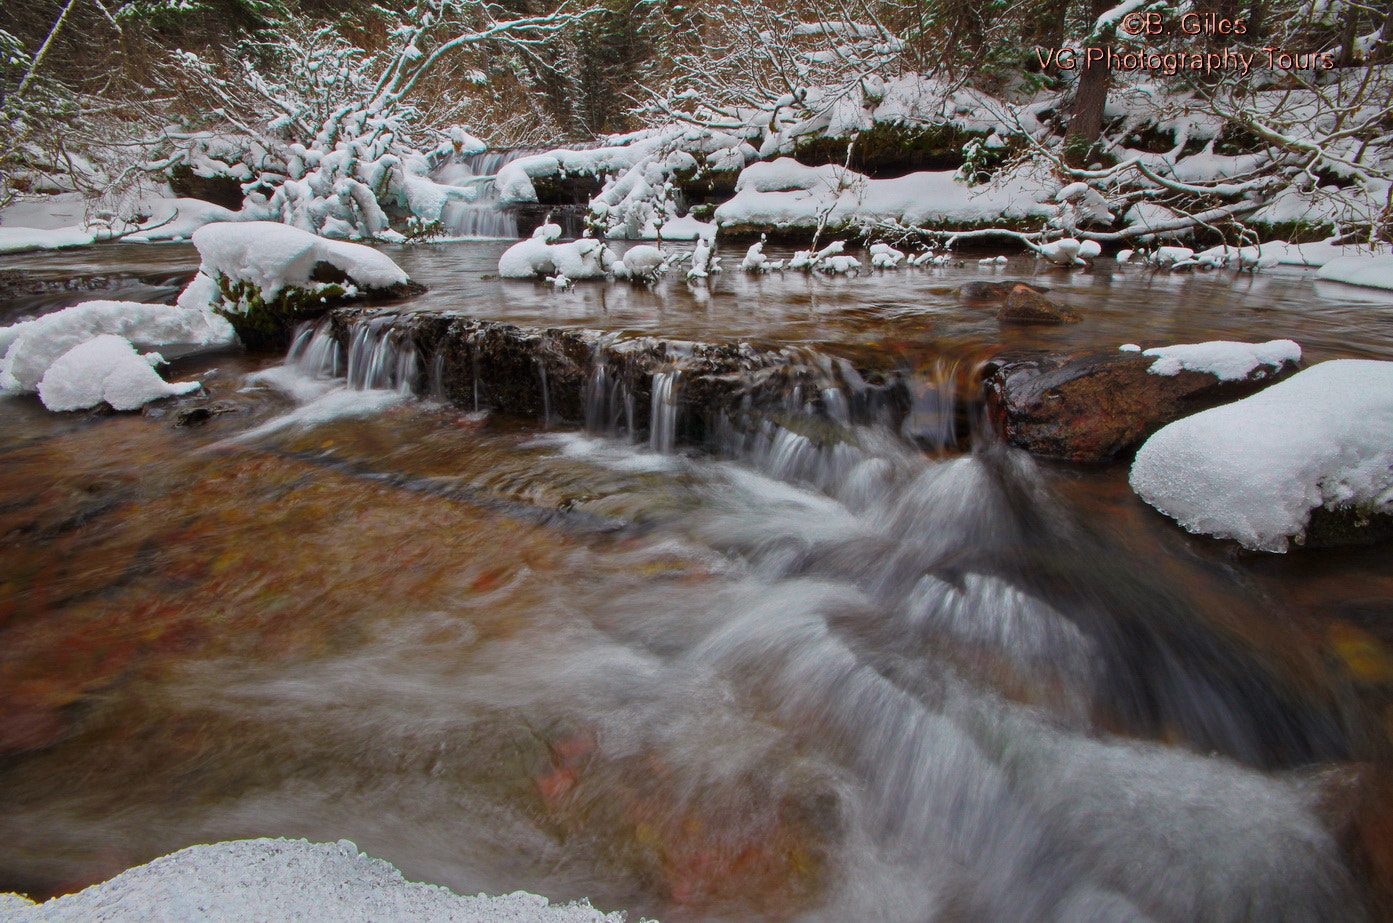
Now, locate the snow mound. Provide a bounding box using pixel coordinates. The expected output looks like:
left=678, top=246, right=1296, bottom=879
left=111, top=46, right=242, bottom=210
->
left=189, top=221, right=410, bottom=305
left=1143, top=340, right=1301, bottom=381
left=498, top=229, right=616, bottom=280
left=1315, top=255, right=1393, bottom=291
left=0, top=301, right=237, bottom=393
left=37, top=334, right=200, bottom=412
left=1130, top=360, right=1393, bottom=552
left=1, top=838, right=636, bottom=922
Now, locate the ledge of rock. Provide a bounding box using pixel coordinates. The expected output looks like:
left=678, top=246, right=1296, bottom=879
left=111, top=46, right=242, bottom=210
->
left=983, top=341, right=1304, bottom=461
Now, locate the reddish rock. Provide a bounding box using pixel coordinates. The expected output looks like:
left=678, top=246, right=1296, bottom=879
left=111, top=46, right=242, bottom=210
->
left=997, top=285, right=1082, bottom=324
left=983, top=346, right=1303, bottom=461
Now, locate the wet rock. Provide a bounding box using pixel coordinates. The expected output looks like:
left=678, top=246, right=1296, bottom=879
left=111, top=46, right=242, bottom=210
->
left=325, top=308, right=927, bottom=450
left=997, top=285, right=1081, bottom=324
left=983, top=346, right=1303, bottom=461
left=173, top=401, right=241, bottom=427
left=957, top=281, right=1049, bottom=302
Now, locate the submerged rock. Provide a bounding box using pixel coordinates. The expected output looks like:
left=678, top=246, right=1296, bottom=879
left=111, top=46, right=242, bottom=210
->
left=996, top=285, right=1081, bottom=324
left=957, top=280, right=1049, bottom=302
left=984, top=341, right=1304, bottom=461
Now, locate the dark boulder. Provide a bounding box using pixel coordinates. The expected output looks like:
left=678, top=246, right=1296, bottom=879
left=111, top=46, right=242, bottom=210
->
left=983, top=346, right=1303, bottom=461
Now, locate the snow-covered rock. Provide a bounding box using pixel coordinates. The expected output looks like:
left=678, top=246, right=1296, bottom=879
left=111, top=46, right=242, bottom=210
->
left=0, top=838, right=635, bottom=922
left=498, top=228, right=617, bottom=281
left=1130, top=360, right=1393, bottom=552
left=0, top=300, right=236, bottom=394
left=187, top=221, right=411, bottom=308
left=36, top=334, right=200, bottom=412
left=1142, top=340, right=1302, bottom=381
left=1316, top=255, right=1393, bottom=291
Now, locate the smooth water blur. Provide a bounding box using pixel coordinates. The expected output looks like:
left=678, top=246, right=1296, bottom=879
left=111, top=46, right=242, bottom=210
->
left=2, top=240, right=1393, bottom=921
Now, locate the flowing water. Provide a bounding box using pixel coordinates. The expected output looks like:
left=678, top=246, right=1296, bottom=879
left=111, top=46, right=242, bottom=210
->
left=2, top=241, right=1393, bottom=921
left=432, top=151, right=533, bottom=239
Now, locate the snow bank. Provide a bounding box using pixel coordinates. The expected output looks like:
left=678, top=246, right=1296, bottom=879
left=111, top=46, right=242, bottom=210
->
left=1143, top=339, right=1301, bottom=381
left=1315, top=255, right=1393, bottom=291
left=714, top=158, right=1055, bottom=231
left=0, top=225, right=98, bottom=254
left=188, top=221, right=410, bottom=308
left=0, top=300, right=236, bottom=394
left=1, top=838, right=636, bottom=922
left=37, top=334, right=200, bottom=411
left=1130, top=360, right=1393, bottom=552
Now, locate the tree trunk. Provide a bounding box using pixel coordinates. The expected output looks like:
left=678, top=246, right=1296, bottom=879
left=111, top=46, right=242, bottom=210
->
left=1064, top=0, right=1114, bottom=166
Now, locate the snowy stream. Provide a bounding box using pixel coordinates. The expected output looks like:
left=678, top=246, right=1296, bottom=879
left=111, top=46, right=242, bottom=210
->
left=2, top=241, right=1392, bottom=921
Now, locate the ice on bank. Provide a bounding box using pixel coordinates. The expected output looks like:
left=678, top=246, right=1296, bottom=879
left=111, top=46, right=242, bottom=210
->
left=1, top=838, right=638, bottom=922
left=1130, top=360, right=1393, bottom=552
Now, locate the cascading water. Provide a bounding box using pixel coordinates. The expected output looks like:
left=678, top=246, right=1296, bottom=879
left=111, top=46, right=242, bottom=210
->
left=432, top=150, right=532, bottom=239
left=648, top=370, right=680, bottom=453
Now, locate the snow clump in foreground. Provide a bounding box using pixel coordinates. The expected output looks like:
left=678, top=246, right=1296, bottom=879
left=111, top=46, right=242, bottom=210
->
left=1130, top=360, right=1393, bottom=552
left=1, top=838, right=639, bottom=922
left=181, top=221, right=412, bottom=313
left=0, top=300, right=236, bottom=410
left=36, top=335, right=202, bottom=412
left=1142, top=339, right=1301, bottom=380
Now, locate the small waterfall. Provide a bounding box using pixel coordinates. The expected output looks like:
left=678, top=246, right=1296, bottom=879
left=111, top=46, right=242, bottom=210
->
left=286, top=321, right=343, bottom=379
left=346, top=320, right=419, bottom=394
left=901, top=358, right=966, bottom=450
left=285, top=318, right=418, bottom=395
left=649, top=370, right=680, bottom=453
left=433, top=150, right=531, bottom=239
left=583, top=340, right=639, bottom=440
left=536, top=356, right=552, bottom=429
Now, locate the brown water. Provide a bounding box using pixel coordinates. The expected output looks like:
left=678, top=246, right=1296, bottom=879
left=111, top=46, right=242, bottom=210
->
left=2, top=241, right=1392, bottom=921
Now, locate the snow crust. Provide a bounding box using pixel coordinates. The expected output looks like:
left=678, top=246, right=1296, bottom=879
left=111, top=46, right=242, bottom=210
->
left=36, top=334, right=200, bottom=412
left=0, top=300, right=237, bottom=394
left=1315, top=255, right=1393, bottom=291
left=1, top=838, right=635, bottom=922
left=189, top=222, right=410, bottom=305
left=1130, top=360, right=1393, bottom=552
left=1142, top=339, right=1301, bottom=380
